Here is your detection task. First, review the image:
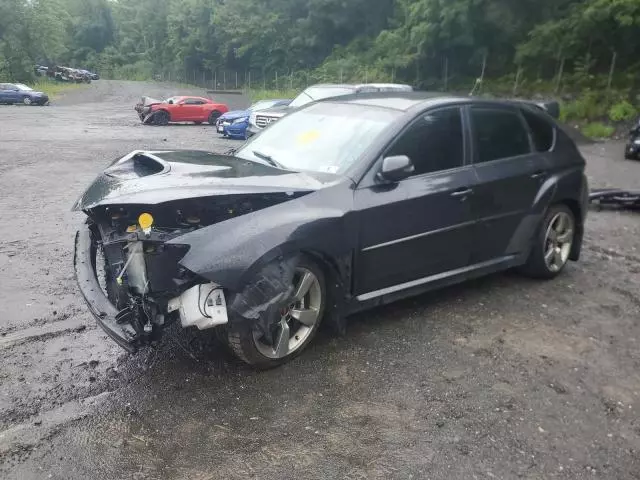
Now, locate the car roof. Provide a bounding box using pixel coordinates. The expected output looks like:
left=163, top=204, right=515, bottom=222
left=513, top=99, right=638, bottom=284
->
left=307, top=83, right=412, bottom=90
left=321, top=91, right=545, bottom=113
left=173, top=96, right=211, bottom=102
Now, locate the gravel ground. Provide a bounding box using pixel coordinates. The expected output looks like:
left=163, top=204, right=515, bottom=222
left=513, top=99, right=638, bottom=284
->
left=0, top=81, right=639, bottom=480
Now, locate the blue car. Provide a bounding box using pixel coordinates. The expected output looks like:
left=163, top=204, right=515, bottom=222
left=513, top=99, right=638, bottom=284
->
left=216, top=99, right=291, bottom=139
left=0, top=83, right=49, bottom=105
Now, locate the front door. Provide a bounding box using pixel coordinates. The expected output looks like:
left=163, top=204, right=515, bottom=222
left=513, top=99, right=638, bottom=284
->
left=178, top=98, right=204, bottom=121
left=467, top=106, right=551, bottom=263
left=353, top=107, right=477, bottom=297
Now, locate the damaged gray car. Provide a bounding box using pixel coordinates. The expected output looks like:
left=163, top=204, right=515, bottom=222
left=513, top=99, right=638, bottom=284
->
left=74, top=92, right=589, bottom=368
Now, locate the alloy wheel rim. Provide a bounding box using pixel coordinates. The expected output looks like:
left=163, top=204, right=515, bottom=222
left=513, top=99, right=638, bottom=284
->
left=544, top=212, right=574, bottom=272
left=24, top=97, right=31, bottom=105
left=253, top=267, right=322, bottom=359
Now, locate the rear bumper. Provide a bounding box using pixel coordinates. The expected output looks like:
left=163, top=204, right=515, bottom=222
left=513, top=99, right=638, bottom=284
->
left=74, top=226, right=138, bottom=352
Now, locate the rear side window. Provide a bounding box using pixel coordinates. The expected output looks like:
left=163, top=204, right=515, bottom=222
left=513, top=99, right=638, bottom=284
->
left=470, top=108, right=531, bottom=164
left=522, top=109, right=555, bottom=152
left=184, top=98, right=205, bottom=105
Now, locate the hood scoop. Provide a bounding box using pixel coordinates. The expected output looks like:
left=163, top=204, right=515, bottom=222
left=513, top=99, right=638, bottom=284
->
left=105, top=152, right=170, bottom=180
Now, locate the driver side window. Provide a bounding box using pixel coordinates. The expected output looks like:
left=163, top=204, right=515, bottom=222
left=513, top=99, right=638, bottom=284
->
left=386, top=107, right=464, bottom=176
left=184, top=98, right=204, bottom=105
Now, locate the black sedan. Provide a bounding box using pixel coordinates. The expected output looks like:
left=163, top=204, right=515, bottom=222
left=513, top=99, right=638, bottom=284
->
left=0, top=83, right=49, bottom=105
left=73, top=93, right=589, bottom=368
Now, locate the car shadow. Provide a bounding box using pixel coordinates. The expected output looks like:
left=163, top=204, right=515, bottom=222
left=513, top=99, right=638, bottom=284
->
left=116, top=268, right=535, bottom=381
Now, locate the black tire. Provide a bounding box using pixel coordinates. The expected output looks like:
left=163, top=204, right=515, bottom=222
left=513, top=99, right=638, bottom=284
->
left=520, top=204, right=576, bottom=279
left=154, top=110, right=169, bottom=126
left=227, top=256, right=326, bottom=369
left=208, top=110, right=222, bottom=125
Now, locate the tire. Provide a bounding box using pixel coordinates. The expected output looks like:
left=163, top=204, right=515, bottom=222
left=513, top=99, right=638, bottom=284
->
left=227, top=256, right=326, bottom=369
left=521, top=204, right=576, bottom=279
left=23, top=96, right=32, bottom=105
left=154, top=110, right=169, bottom=126
left=208, top=110, right=222, bottom=125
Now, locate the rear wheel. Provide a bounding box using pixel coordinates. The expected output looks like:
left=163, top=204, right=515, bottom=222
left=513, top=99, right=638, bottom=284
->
left=208, top=110, right=222, bottom=125
left=227, top=257, right=326, bottom=369
left=521, top=204, right=576, bottom=279
left=154, top=110, right=169, bottom=126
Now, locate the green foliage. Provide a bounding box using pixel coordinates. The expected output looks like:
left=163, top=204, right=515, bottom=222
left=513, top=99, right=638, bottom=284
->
left=249, top=89, right=300, bottom=102
left=561, top=92, right=610, bottom=122
left=581, top=122, right=615, bottom=139
left=30, top=78, right=86, bottom=99
left=1, top=0, right=640, bottom=106
left=608, top=100, right=637, bottom=122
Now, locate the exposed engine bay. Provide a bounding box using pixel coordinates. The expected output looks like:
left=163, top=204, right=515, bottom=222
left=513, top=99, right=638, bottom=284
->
left=80, top=193, right=296, bottom=348
left=73, top=149, right=333, bottom=352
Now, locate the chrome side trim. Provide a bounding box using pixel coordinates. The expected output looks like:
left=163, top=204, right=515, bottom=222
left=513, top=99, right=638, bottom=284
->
left=356, top=255, right=516, bottom=301
left=361, top=220, right=476, bottom=252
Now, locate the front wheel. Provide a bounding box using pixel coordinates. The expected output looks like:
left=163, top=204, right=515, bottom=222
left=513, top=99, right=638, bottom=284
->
left=23, top=96, right=32, bottom=105
left=227, top=257, right=326, bottom=369
left=154, top=110, right=169, bottom=126
left=521, top=204, right=576, bottom=279
left=208, top=110, right=222, bottom=125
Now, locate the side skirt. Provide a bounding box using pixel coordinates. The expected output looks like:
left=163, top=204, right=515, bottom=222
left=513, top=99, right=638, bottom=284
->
left=347, top=254, right=525, bottom=315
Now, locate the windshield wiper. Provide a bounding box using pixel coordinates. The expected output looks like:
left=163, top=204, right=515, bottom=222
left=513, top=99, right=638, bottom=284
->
left=252, top=150, right=284, bottom=169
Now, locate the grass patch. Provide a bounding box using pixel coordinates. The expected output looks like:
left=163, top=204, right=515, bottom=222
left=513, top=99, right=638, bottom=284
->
left=29, top=79, right=88, bottom=100
left=247, top=89, right=299, bottom=102
left=581, top=122, right=615, bottom=139
left=608, top=100, right=637, bottom=122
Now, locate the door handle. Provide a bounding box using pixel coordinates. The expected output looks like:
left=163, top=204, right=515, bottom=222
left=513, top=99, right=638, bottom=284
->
left=531, top=170, right=548, bottom=180
left=450, top=188, right=473, bottom=198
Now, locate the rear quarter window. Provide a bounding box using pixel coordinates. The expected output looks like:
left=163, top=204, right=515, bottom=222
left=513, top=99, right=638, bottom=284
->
left=522, top=108, right=555, bottom=152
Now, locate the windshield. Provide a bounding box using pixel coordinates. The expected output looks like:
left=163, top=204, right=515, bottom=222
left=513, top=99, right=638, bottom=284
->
left=164, top=96, right=179, bottom=104
left=288, top=86, right=355, bottom=108
left=236, top=102, right=400, bottom=175
left=14, top=84, right=33, bottom=91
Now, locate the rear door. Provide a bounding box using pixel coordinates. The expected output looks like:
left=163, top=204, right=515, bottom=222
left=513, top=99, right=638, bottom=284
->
left=467, top=105, right=550, bottom=263
left=354, top=106, right=478, bottom=296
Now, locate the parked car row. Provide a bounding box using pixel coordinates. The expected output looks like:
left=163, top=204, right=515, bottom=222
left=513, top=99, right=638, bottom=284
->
left=0, top=83, right=49, bottom=105
left=81, top=84, right=588, bottom=369
left=35, top=65, right=99, bottom=83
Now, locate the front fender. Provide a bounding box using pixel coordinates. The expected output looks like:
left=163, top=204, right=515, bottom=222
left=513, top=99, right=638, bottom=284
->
left=168, top=194, right=351, bottom=292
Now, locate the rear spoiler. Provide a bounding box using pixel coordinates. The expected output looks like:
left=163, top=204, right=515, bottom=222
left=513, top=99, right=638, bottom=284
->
left=533, top=100, right=560, bottom=120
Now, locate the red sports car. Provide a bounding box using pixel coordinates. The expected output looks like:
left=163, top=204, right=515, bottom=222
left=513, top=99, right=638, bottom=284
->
left=134, top=96, right=229, bottom=125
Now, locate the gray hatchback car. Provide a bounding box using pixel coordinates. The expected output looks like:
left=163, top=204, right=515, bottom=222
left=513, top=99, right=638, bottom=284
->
left=74, top=92, right=588, bottom=368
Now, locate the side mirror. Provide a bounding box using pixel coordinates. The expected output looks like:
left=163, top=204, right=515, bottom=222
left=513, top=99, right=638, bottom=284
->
left=378, top=155, right=415, bottom=183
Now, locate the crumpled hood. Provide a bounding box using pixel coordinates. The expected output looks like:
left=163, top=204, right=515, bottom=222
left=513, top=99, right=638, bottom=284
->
left=219, top=109, right=250, bottom=121
left=73, top=150, right=335, bottom=210
left=139, top=96, right=162, bottom=106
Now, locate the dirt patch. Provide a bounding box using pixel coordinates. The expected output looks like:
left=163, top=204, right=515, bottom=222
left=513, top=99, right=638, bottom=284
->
left=1, top=80, right=639, bottom=479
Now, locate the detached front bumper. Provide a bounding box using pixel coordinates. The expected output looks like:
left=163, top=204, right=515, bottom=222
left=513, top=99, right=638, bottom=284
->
left=74, top=226, right=139, bottom=352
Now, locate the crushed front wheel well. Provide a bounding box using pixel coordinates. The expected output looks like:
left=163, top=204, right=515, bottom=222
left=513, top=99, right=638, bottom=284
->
left=301, top=249, right=349, bottom=336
